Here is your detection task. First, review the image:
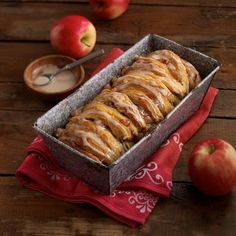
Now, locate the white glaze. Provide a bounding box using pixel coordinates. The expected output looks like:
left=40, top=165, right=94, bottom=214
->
left=32, top=64, right=77, bottom=93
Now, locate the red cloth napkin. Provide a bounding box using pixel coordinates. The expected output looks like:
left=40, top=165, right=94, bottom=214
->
left=16, top=48, right=218, bottom=228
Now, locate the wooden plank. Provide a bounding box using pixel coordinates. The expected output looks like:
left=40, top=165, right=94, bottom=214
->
left=0, top=79, right=235, bottom=114
left=0, top=111, right=43, bottom=175
left=198, top=47, right=236, bottom=90
left=0, top=177, right=236, bottom=235
left=131, top=0, right=236, bottom=7
left=0, top=42, right=235, bottom=89
left=0, top=83, right=53, bottom=111
left=0, top=116, right=235, bottom=180
left=209, top=90, right=236, bottom=118
left=2, top=0, right=236, bottom=8
left=0, top=43, right=129, bottom=84
left=1, top=3, right=236, bottom=47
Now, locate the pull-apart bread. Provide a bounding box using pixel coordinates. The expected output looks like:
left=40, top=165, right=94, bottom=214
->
left=56, top=50, right=201, bottom=165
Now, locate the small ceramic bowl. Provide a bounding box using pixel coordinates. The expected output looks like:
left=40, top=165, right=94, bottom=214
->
left=24, top=55, right=86, bottom=101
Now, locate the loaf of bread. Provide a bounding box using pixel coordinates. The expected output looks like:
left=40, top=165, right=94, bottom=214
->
left=56, top=50, right=201, bottom=165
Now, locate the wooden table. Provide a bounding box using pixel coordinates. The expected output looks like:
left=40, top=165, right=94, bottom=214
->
left=0, top=0, right=236, bottom=235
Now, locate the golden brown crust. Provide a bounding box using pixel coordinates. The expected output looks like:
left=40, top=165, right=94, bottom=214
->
left=68, top=117, right=124, bottom=157
left=112, top=75, right=174, bottom=115
left=118, top=86, right=164, bottom=123
left=181, top=59, right=201, bottom=90
left=124, top=60, right=186, bottom=98
left=81, top=101, right=138, bottom=140
left=95, top=89, right=146, bottom=131
left=148, top=50, right=189, bottom=94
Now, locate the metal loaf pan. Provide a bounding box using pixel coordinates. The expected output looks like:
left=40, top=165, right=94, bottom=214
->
left=34, top=34, right=220, bottom=194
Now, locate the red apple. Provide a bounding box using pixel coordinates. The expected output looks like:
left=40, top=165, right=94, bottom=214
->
left=50, top=15, right=96, bottom=58
left=90, top=0, right=129, bottom=20
left=188, top=138, right=236, bottom=196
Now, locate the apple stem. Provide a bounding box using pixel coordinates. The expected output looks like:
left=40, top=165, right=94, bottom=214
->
left=209, top=144, right=216, bottom=155
left=81, top=38, right=91, bottom=48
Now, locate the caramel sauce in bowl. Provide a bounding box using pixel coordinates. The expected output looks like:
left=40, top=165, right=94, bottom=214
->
left=24, top=55, right=85, bottom=101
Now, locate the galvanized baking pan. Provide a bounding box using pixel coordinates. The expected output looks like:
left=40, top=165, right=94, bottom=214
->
left=34, top=34, right=220, bottom=194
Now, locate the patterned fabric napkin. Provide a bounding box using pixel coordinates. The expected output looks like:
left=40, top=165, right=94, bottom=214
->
left=16, top=48, right=218, bottom=227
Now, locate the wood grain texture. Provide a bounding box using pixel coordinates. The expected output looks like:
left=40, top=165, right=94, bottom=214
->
left=1, top=2, right=236, bottom=47
left=0, top=43, right=129, bottom=84
left=1, top=177, right=236, bottom=236
left=0, top=42, right=235, bottom=89
left=0, top=83, right=235, bottom=115
left=0, top=0, right=236, bottom=234
left=1, top=0, right=236, bottom=7
left=1, top=116, right=235, bottom=180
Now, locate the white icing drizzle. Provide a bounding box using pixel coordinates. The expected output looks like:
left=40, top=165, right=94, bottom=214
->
left=80, top=109, right=133, bottom=140
left=74, top=130, right=115, bottom=161
left=122, top=88, right=163, bottom=122
left=98, top=91, right=146, bottom=129
left=114, top=80, right=166, bottom=108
